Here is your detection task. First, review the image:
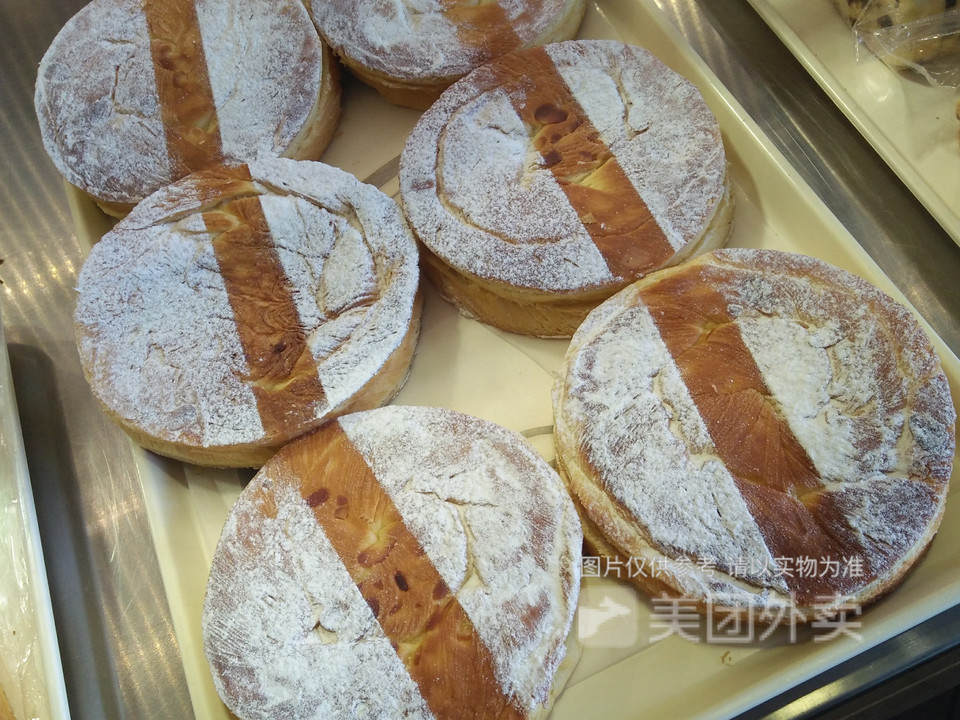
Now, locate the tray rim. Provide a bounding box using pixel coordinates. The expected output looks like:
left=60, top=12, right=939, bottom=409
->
left=744, top=0, right=960, bottom=249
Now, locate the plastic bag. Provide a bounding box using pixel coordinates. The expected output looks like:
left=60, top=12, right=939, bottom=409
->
left=849, top=0, right=960, bottom=88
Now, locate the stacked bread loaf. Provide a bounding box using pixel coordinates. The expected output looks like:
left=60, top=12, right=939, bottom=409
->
left=307, top=0, right=587, bottom=109
left=203, top=406, right=582, bottom=719
left=74, top=159, right=422, bottom=468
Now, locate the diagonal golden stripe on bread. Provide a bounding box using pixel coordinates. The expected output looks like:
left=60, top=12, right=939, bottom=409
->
left=202, top=165, right=326, bottom=441
left=277, top=421, right=526, bottom=720
left=553, top=248, right=954, bottom=620
left=143, top=0, right=224, bottom=177
left=638, top=265, right=872, bottom=604
left=497, top=47, right=675, bottom=279
left=75, top=159, right=420, bottom=467
left=445, top=1, right=522, bottom=62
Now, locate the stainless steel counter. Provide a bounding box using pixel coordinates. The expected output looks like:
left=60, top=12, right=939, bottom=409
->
left=1, top=0, right=958, bottom=718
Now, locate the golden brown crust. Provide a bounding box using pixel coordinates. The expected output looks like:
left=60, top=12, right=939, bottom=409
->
left=553, top=248, right=955, bottom=622
left=75, top=159, right=422, bottom=468
left=417, top=178, right=733, bottom=338
left=400, top=40, right=733, bottom=338
left=282, top=44, right=342, bottom=161
left=420, top=247, right=617, bottom=338
left=202, top=405, right=582, bottom=718
left=105, top=293, right=422, bottom=467
left=331, top=55, right=454, bottom=112
left=310, top=0, right=586, bottom=109
left=277, top=422, right=528, bottom=719
left=35, top=0, right=341, bottom=216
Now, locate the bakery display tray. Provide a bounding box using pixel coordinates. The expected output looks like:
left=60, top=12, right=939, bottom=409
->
left=65, top=1, right=960, bottom=719
left=745, top=0, right=960, bottom=248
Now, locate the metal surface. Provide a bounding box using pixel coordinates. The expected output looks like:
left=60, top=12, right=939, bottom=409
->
left=657, top=0, right=960, bottom=358
left=0, top=0, right=957, bottom=718
left=738, top=602, right=960, bottom=719
left=0, top=0, right=194, bottom=718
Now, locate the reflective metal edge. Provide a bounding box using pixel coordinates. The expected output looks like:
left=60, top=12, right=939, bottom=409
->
left=0, top=0, right=194, bottom=717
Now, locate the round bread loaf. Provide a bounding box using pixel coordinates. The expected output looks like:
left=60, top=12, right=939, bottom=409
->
left=202, top=405, right=583, bottom=719
left=553, top=248, right=955, bottom=622
left=74, top=158, right=421, bottom=468
left=308, top=0, right=586, bottom=109
left=399, top=39, right=733, bottom=338
left=35, top=0, right=341, bottom=217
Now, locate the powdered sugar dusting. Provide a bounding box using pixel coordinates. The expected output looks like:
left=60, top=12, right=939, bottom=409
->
left=725, top=248, right=955, bottom=561
left=203, top=406, right=581, bottom=716
left=339, top=406, right=582, bottom=710
left=34, top=0, right=169, bottom=202
left=195, top=0, right=323, bottom=162
left=311, top=0, right=576, bottom=80
left=718, top=247, right=955, bottom=491
left=402, top=81, right=609, bottom=289
left=76, top=224, right=264, bottom=446
left=35, top=0, right=325, bottom=205
left=737, top=315, right=858, bottom=481
left=399, top=40, right=727, bottom=292
left=203, top=478, right=434, bottom=720
left=554, top=248, right=955, bottom=607
left=546, top=41, right=726, bottom=250
left=554, top=293, right=781, bottom=594
left=75, top=158, right=420, bottom=451
left=252, top=159, right=422, bottom=416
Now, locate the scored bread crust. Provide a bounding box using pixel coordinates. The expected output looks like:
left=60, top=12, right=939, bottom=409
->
left=400, top=39, right=733, bottom=338
left=308, top=0, right=586, bottom=109
left=835, top=0, right=868, bottom=23
left=34, top=0, right=341, bottom=217
left=553, top=248, right=956, bottom=621
left=202, top=405, right=583, bottom=719
left=74, top=158, right=421, bottom=468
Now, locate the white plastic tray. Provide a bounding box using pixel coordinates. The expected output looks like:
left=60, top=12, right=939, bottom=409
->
left=746, top=0, right=960, bottom=247
left=68, top=1, right=960, bottom=718
left=0, top=314, right=71, bottom=720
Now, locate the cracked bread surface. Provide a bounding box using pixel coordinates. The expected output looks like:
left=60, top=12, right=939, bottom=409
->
left=74, top=159, right=421, bottom=467
left=553, top=248, right=955, bottom=621
left=400, top=39, right=733, bottom=337
left=202, top=405, right=582, bottom=719
left=309, top=0, right=586, bottom=109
